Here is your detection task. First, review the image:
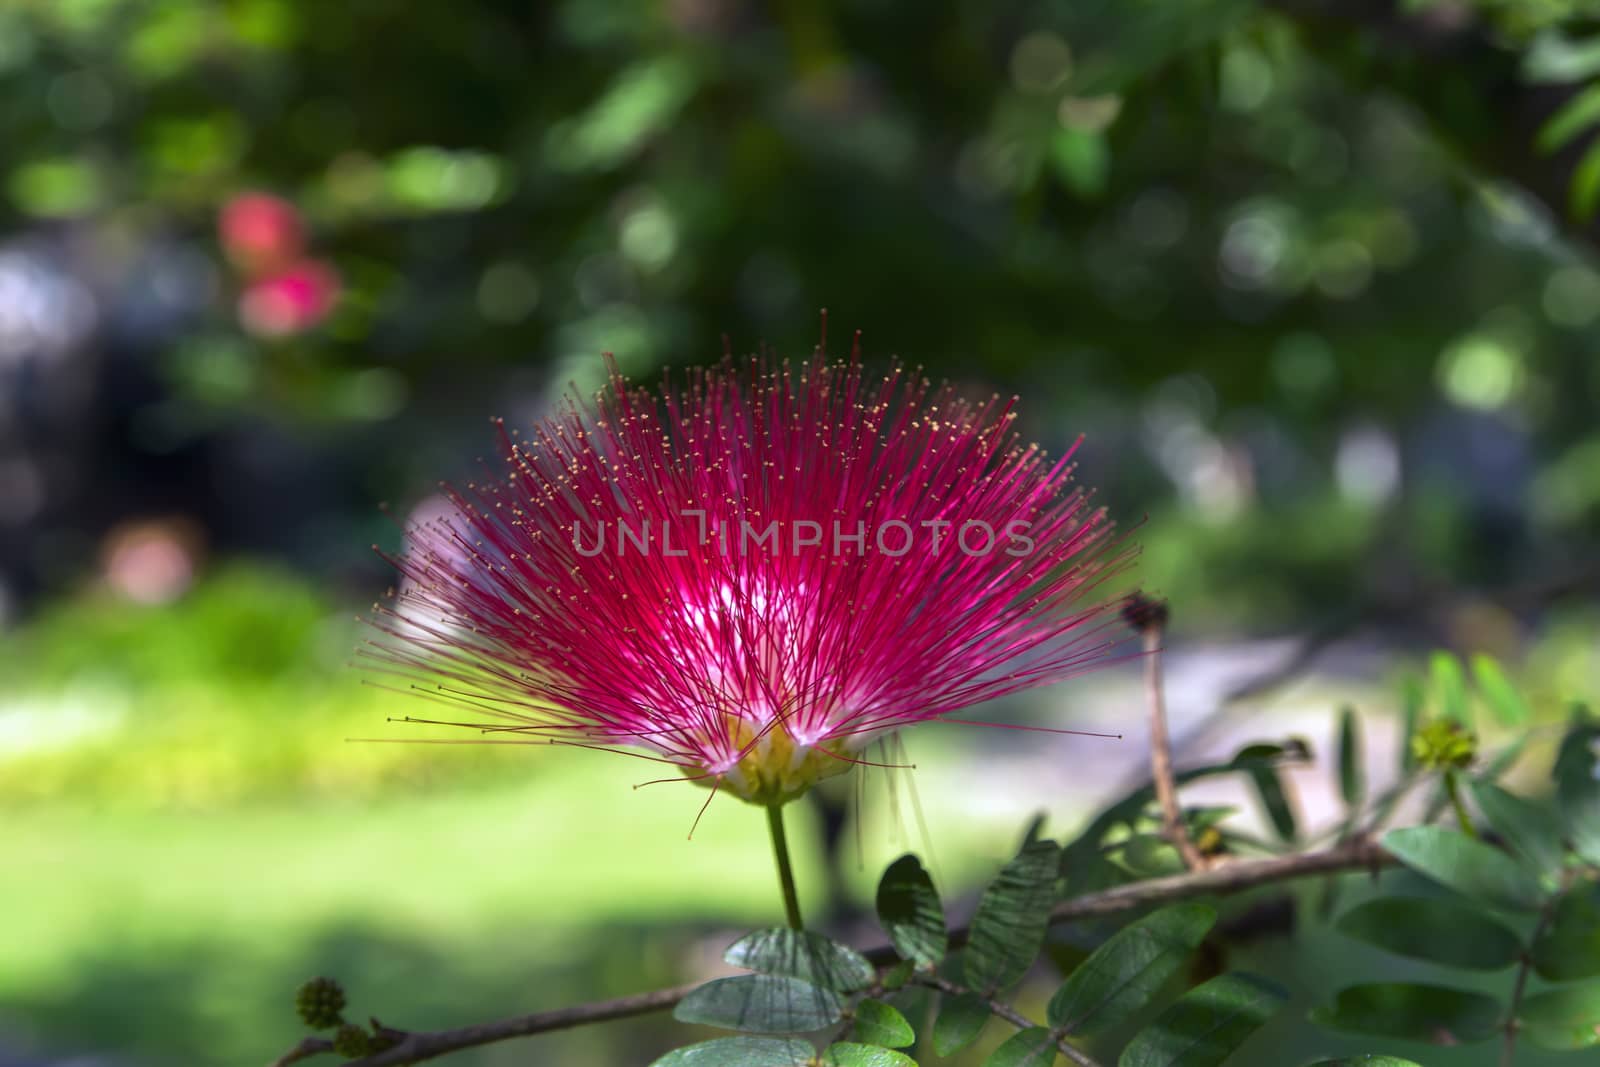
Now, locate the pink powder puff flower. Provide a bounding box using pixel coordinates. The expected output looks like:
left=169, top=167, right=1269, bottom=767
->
left=367, top=340, right=1133, bottom=806
left=218, top=192, right=305, bottom=275
left=237, top=259, right=340, bottom=337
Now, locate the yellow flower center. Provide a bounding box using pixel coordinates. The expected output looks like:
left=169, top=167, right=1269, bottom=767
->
left=695, top=717, right=855, bottom=805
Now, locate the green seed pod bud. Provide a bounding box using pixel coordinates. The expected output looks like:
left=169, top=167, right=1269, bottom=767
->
left=332, top=1023, right=371, bottom=1059
left=294, top=976, right=347, bottom=1031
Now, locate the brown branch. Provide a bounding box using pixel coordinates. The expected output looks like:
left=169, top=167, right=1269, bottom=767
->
left=922, top=974, right=1103, bottom=1067
left=337, top=983, right=699, bottom=1067
left=1145, top=627, right=1206, bottom=870
left=268, top=1037, right=331, bottom=1067
left=1501, top=870, right=1573, bottom=1067
left=1046, top=835, right=1390, bottom=926
left=269, top=838, right=1390, bottom=1067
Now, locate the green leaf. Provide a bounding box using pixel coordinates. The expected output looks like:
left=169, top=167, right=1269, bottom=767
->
left=820, top=1042, right=919, bottom=1067
left=648, top=1036, right=816, bottom=1066
left=1048, top=903, right=1217, bottom=1035
left=1310, top=983, right=1502, bottom=1043
left=1338, top=706, right=1364, bottom=809
left=1303, top=1059, right=1425, bottom=1066
left=881, top=960, right=914, bottom=992
left=1400, top=677, right=1423, bottom=774
left=1554, top=708, right=1600, bottom=865
left=725, top=929, right=875, bottom=993
left=1049, top=128, right=1108, bottom=198
left=1518, top=981, right=1600, bottom=1050
left=964, top=839, right=1061, bottom=994
left=1525, top=31, right=1600, bottom=84
left=1249, top=764, right=1297, bottom=842
left=984, top=1026, right=1058, bottom=1067
left=1467, top=779, right=1565, bottom=877
left=1117, top=834, right=1185, bottom=877
left=1573, top=139, right=1600, bottom=222
left=852, top=999, right=915, bottom=1048
left=1469, top=655, right=1530, bottom=726
left=1538, top=82, right=1600, bottom=154
left=933, top=991, right=990, bottom=1056
left=1334, top=896, right=1522, bottom=970
left=1118, top=972, right=1285, bottom=1067
left=1430, top=652, right=1470, bottom=727
left=674, top=975, right=844, bottom=1033
left=1380, top=826, right=1545, bottom=912
left=1532, top=884, right=1600, bottom=981
left=1063, top=743, right=1304, bottom=874
left=877, top=854, right=947, bottom=970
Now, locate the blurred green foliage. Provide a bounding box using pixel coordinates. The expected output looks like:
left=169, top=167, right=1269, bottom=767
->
left=0, top=0, right=1597, bottom=627
left=5, top=1, right=1600, bottom=1065
left=0, top=565, right=536, bottom=805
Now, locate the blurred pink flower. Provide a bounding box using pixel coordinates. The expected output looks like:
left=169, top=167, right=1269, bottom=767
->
left=367, top=346, right=1132, bottom=804
left=218, top=192, right=305, bottom=275
left=237, top=259, right=340, bottom=337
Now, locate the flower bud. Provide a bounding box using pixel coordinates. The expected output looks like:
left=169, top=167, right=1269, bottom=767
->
left=1120, top=592, right=1169, bottom=633
left=1411, top=719, right=1477, bottom=771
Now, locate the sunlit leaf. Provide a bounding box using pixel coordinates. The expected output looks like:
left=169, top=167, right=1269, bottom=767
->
left=1469, top=655, right=1530, bottom=726
left=964, top=840, right=1061, bottom=995
left=547, top=56, right=697, bottom=172
left=1538, top=82, right=1600, bottom=153
left=1467, top=779, right=1565, bottom=877
left=1048, top=903, right=1217, bottom=1035
left=1525, top=31, right=1600, bottom=84
left=852, top=999, right=915, bottom=1049
left=1572, top=139, right=1600, bottom=222
left=820, top=1042, right=919, bottom=1066
left=725, top=929, right=875, bottom=993
left=1429, top=653, right=1470, bottom=727
left=876, top=854, right=947, bottom=970
left=1334, top=896, right=1522, bottom=970
left=1311, top=983, right=1502, bottom=1043
left=1532, top=884, right=1600, bottom=981
left=933, top=991, right=990, bottom=1056
left=985, top=1026, right=1057, bottom=1067
left=1118, top=972, right=1285, bottom=1067
left=1518, top=981, right=1600, bottom=1050
left=1050, top=128, right=1108, bottom=198
left=648, top=1036, right=816, bottom=1066
left=674, top=975, right=843, bottom=1033
left=1380, top=827, right=1545, bottom=912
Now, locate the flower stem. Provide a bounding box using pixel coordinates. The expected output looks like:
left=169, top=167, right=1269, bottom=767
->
left=765, top=803, right=804, bottom=930
left=1144, top=628, right=1204, bottom=870
left=1444, top=770, right=1477, bottom=838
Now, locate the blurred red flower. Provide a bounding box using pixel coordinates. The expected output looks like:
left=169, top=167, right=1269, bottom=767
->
left=237, top=259, right=341, bottom=337
left=218, top=192, right=305, bottom=275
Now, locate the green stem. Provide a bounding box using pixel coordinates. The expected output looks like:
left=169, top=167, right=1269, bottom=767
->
left=765, top=803, right=804, bottom=930
left=1444, top=771, right=1477, bottom=838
